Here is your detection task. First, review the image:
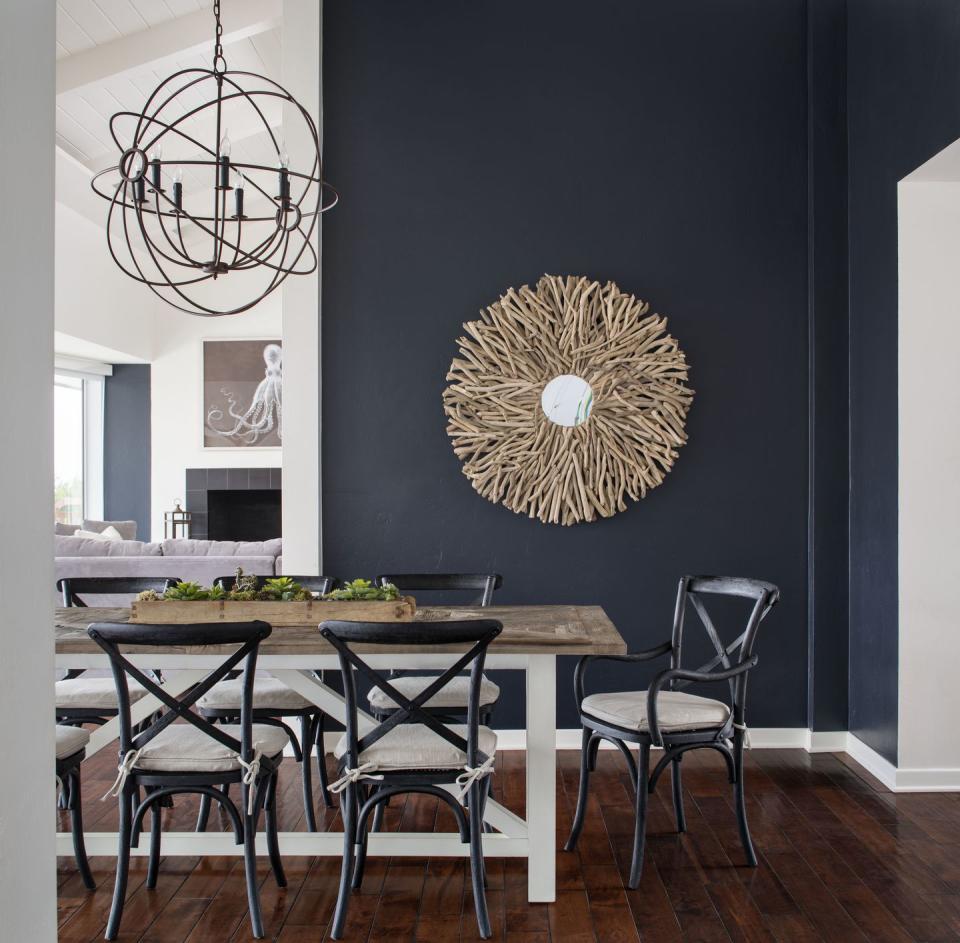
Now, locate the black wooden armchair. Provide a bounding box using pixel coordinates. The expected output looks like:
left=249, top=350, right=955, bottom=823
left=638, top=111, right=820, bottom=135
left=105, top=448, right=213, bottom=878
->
left=564, top=575, right=779, bottom=888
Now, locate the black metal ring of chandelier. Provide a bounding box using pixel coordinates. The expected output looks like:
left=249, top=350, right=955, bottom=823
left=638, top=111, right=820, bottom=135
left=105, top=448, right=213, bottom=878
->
left=90, top=2, right=337, bottom=317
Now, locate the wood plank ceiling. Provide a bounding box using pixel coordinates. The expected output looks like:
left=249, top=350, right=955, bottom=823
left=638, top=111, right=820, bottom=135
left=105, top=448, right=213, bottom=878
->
left=56, top=0, right=282, bottom=200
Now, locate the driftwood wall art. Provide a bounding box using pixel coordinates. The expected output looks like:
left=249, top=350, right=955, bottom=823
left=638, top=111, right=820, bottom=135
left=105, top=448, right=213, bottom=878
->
left=443, top=274, right=694, bottom=525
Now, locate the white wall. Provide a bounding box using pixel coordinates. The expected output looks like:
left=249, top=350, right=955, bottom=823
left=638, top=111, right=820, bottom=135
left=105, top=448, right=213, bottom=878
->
left=280, top=0, right=322, bottom=572
left=55, top=201, right=155, bottom=362
left=0, top=2, right=58, bottom=938
left=898, top=148, right=960, bottom=784
left=149, top=295, right=282, bottom=540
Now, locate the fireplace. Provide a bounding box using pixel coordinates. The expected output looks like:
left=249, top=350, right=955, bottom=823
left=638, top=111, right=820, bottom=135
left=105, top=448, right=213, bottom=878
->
left=184, top=467, right=281, bottom=540
left=208, top=489, right=281, bottom=541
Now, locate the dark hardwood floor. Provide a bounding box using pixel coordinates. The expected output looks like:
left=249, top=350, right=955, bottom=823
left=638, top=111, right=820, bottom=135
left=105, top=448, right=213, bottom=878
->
left=57, top=746, right=960, bottom=941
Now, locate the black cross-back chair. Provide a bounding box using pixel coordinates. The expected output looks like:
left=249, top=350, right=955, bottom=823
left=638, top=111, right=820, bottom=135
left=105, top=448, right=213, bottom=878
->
left=565, top=575, right=779, bottom=888
left=88, top=620, right=287, bottom=940
left=56, top=577, right=180, bottom=728
left=195, top=574, right=337, bottom=832
left=369, top=573, right=503, bottom=725
left=56, top=725, right=95, bottom=890
left=320, top=618, right=502, bottom=941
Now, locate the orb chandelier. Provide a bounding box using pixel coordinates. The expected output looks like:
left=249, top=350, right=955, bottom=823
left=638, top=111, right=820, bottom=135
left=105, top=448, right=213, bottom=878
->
left=91, top=1, right=337, bottom=317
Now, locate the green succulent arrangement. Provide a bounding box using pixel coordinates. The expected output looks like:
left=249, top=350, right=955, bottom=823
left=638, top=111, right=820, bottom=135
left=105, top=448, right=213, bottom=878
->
left=323, top=578, right=400, bottom=601
left=135, top=570, right=400, bottom=603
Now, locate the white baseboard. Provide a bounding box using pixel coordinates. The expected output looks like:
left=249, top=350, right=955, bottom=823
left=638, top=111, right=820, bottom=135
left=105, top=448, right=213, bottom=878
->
left=318, top=728, right=960, bottom=793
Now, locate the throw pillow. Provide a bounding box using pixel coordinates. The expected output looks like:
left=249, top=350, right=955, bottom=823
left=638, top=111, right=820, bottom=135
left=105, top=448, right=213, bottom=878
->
left=83, top=518, right=137, bottom=541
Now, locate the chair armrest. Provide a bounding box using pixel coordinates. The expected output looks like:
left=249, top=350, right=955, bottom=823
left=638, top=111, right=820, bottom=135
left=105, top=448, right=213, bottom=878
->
left=573, top=641, right=673, bottom=707
left=645, top=655, right=759, bottom=747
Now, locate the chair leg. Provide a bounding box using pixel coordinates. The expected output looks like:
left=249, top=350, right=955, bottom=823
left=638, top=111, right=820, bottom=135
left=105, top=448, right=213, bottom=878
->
left=241, top=783, right=265, bottom=939
left=627, top=744, right=650, bottom=889
left=587, top=730, right=602, bottom=772
left=105, top=784, right=133, bottom=940
left=370, top=787, right=386, bottom=833
left=67, top=769, right=95, bottom=890
left=315, top=712, right=334, bottom=809
left=733, top=738, right=757, bottom=866
left=671, top=756, right=686, bottom=833
left=564, top=727, right=592, bottom=852
left=146, top=791, right=162, bottom=889
left=330, top=782, right=357, bottom=940
left=265, top=773, right=287, bottom=887
left=196, top=792, right=211, bottom=832
left=469, top=780, right=492, bottom=939
left=299, top=714, right=318, bottom=832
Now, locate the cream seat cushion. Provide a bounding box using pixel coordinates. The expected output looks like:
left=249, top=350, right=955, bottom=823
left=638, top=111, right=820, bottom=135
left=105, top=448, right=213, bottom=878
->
left=197, top=677, right=313, bottom=711
left=367, top=675, right=500, bottom=711
left=56, top=724, right=91, bottom=760
left=582, top=690, right=730, bottom=733
left=56, top=677, right=147, bottom=710
left=334, top=723, right=497, bottom=771
left=133, top=724, right=288, bottom=773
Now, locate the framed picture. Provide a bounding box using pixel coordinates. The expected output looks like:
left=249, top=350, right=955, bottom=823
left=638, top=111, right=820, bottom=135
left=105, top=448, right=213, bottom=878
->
left=202, top=338, right=282, bottom=449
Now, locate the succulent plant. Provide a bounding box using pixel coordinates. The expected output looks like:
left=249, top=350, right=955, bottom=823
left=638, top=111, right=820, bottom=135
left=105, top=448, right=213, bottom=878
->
left=136, top=589, right=162, bottom=602
left=261, top=576, right=306, bottom=600
left=324, top=578, right=400, bottom=602
left=163, top=581, right=209, bottom=601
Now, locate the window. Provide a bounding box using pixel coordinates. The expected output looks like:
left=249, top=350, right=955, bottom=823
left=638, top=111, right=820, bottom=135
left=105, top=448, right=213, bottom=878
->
left=54, top=372, right=104, bottom=524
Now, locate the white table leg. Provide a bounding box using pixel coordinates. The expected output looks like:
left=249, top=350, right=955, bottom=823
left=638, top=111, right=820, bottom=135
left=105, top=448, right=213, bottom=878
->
left=526, top=654, right=556, bottom=902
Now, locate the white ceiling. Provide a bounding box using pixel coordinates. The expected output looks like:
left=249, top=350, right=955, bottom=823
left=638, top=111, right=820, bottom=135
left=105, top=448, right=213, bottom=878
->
left=56, top=0, right=283, bottom=197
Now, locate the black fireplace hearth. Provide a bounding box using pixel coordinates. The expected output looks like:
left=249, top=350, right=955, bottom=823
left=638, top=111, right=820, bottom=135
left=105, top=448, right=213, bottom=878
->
left=184, top=468, right=281, bottom=540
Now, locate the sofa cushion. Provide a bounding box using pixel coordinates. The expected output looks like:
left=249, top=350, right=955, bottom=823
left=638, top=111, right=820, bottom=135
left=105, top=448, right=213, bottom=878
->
left=55, top=725, right=90, bottom=760
left=161, top=538, right=282, bottom=558
left=55, top=535, right=162, bottom=557
left=84, top=518, right=138, bottom=541
left=134, top=724, right=288, bottom=773
left=55, top=555, right=277, bottom=588
left=55, top=522, right=79, bottom=536
left=333, top=723, right=497, bottom=771
left=74, top=526, right=123, bottom=541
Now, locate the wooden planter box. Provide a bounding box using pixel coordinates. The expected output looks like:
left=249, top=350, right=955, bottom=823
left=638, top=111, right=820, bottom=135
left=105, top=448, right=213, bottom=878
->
left=130, top=596, right=417, bottom=626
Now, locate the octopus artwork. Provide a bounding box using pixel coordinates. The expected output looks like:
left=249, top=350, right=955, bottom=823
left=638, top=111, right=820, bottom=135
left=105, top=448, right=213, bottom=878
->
left=204, top=341, right=283, bottom=447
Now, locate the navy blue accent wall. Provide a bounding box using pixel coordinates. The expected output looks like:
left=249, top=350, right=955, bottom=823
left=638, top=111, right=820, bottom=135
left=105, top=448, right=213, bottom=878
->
left=846, top=0, right=960, bottom=765
left=322, top=0, right=810, bottom=729
left=807, top=0, right=849, bottom=733
left=103, top=364, right=151, bottom=541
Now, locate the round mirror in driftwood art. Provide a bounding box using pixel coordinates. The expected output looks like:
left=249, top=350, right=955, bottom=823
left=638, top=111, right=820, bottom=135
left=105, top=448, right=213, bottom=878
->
left=443, top=274, right=694, bottom=525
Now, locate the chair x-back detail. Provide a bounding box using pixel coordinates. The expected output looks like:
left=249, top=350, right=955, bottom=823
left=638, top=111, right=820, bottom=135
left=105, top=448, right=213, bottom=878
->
left=196, top=574, right=338, bottom=831
left=368, top=573, right=503, bottom=725
left=88, top=620, right=287, bottom=940
left=320, top=618, right=502, bottom=940
left=565, top=575, right=779, bottom=888
left=56, top=578, right=180, bottom=729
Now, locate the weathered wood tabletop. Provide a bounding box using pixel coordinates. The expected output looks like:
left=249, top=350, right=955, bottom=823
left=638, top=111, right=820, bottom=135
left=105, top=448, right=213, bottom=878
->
left=54, top=605, right=627, bottom=656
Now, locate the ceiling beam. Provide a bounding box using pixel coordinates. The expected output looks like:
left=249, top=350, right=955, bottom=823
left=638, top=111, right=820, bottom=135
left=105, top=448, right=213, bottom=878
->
left=56, top=0, right=282, bottom=96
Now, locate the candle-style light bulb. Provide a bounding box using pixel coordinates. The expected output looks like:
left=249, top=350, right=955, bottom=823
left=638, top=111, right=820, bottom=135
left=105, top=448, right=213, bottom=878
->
left=171, top=166, right=183, bottom=212
left=277, top=140, right=290, bottom=203
left=218, top=131, right=231, bottom=188
left=234, top=170, right=246, bottom=218
left=148, top=141, right=163, bottom=190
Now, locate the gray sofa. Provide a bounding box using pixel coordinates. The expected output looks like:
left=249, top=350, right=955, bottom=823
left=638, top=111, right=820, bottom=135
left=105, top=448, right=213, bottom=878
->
left=54, top=536, right=283, bottom=592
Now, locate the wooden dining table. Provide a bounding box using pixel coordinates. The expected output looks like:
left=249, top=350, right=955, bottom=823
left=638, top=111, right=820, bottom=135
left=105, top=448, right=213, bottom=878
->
left=54, top=604, right=626, bottom=903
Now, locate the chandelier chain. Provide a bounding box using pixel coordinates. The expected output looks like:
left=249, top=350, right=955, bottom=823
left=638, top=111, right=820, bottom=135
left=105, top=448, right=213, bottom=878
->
left=212, top=0, right=226, bottom=73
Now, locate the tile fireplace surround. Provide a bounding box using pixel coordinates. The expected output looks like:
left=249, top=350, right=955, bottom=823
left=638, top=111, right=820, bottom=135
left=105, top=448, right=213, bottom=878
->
left=184, top=467, right=282, bottom=540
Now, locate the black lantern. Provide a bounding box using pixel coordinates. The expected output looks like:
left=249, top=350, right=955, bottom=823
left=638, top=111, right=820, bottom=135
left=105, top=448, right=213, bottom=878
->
left=90, top=0, right=337, bottom=317
left=164, top=501, right=193, bottom=540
